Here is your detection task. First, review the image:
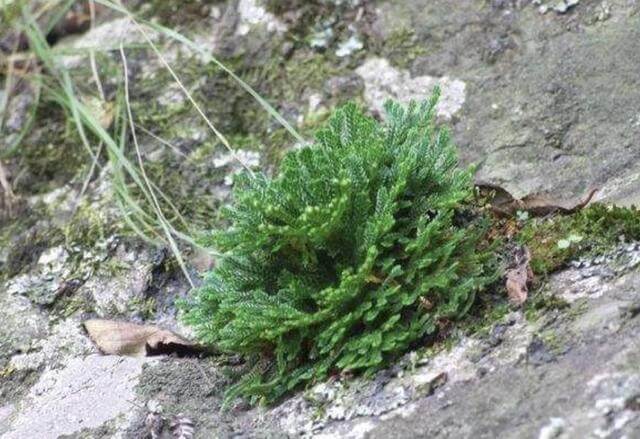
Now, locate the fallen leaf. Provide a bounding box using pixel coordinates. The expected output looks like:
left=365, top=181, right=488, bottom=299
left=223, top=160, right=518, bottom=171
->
left=518, top=188, right=598, bottom=216
left=82, top=95, right=114, bottom=129
left=505, top=246, right=534, bottom=306
left=475, top=181, right=514, bottom=211
left=83, top=319, right=203, bottom=357
left=476, top=181, right=597, bottom=218
left=419, top=296, right=434, bottom=311
left=145, top=412, right=163, bottom=439
left=170, top=414, right=195, bottom=439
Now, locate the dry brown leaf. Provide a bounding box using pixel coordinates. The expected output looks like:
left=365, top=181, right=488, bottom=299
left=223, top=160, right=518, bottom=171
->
left=82, top=96, right=114, bottom=129
left=419, top=296, right=434, bottom=311
left=83, top=319, right=200, bottom=357
left=144, top=412, right=164, bottom=439
left=170, top=414, right=195, bottom=439
left=505, top=246, right=534, bottom=306
left=518, top=188, right=598, bottom=216
left=0, top=160, right=18, bottom=221
left=476, top=181, right=597, bottom=218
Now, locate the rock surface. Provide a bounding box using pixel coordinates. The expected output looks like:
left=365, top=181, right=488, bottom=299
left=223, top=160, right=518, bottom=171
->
left=355, top=57, right=467, bottom=120
left=372, top=0, right=640, bottom=204
left=2, top=356, right=149, bottom=439
left=1, top=0, right=639, bottom=438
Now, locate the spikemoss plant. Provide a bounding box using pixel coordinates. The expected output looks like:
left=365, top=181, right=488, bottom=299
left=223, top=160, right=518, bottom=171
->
left=183, top=92, right=496, bottom=404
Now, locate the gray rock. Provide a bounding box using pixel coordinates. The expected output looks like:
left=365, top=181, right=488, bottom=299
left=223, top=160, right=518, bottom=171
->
left=58, top=17, right=159, bottom=69
left=77, top=242, right=157, bottom=317
left=355, top=58, right=466, bottom=121
left=5, top=246, right=71, bottom=306
left=0, top=289, right=49, bottom=360
left=373, top=0, right=640, bottom=203
left=362, top=266, right=640, bottom=439
left=1, top=355, right=149, bottom=439
left=9, top=318, right=96, bottom=372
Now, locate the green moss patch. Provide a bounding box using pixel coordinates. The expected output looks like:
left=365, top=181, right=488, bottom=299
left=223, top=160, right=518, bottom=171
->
left=372, top=28, right=426, bottom=70
left=517, top=203, right=640, bottom=275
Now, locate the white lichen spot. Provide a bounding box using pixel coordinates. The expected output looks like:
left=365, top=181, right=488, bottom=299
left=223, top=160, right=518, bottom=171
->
left=214, top=150, right=261, bottom=185
left=236, top=0, right=287, bottom=36
left=336, top=35, right=364, bottom=58
left=213, top=150, right=260, bottom=169
left=315, top=420, right=377, bottom=439
left=310, top=27, right=334, bottom=49
left=37, top=246, right=68, bottom=271
left=555, top=269, right=612, bottom=303
left=308, top=93, right=324, bottom=114
left=412, top=338, right=478, bottom=387
left=355, top=58, right=466, bottom=120
left=0, top=404, right=15, bottom=425
left=157, top=83, right=186, bottom=107
left=537, top=417, right=568, bottom=439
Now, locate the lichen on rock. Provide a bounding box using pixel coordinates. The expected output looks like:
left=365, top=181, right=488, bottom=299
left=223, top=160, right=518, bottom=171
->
left=356, top=58, right=466, bottom=121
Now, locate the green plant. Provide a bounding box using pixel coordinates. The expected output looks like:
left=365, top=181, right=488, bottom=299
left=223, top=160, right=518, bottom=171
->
left=183, top=92, right=496, bottom=405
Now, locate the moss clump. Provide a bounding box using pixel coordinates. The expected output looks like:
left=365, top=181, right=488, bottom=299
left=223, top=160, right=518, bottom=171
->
left=64, top=202, right=110, bottom=249
left=461, top=299, right=510, bottom=338
left=183, top=94, right=497, bottom=405
left=374, top=28, right=426, bottom=69
left=264, top=1, right=346, bottom=38
left=8, top=101, right=86, bottom=194
left=1, top=213, right=64, bottom=279
left=524, top=293, right=570, bottom=321
left=517, top=203, right=640, bottom=275
left=138, top=0, right=225, bottom=26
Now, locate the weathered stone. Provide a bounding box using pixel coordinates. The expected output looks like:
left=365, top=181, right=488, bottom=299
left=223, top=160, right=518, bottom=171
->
left=236, top=0, right=287, bottom=36
left=369, top=0, right=640, bottom=203
left=77, top=243, right=157, bottom=317
left=0, top=290, right=49, bottom=360
left=1, top=355, right=149, bottom=439
left=213, top=149, right=261, bottom=186
left=59, top=17, right=159, bottom=68
left=9, top=318, right=96, bottom=372
left=355, top=58, right=466, bottom=121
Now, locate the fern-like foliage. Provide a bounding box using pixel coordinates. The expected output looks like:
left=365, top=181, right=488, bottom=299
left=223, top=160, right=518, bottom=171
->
left=183, top=91, right=495, bottom=404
